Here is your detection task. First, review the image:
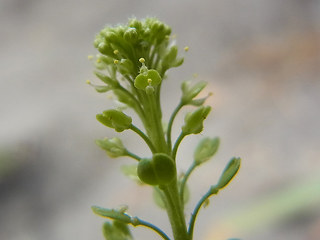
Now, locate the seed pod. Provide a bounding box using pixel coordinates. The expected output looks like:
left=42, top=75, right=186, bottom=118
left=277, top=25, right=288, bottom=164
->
left=97, top=109, right=132, bottom=132
left=194, top=137, right=220, bottom=165
left=134, top=69, right=162, bottom=90
left=182, top=106, right=211, bottom=135
left=95, top=137, right=126, bottom=158
left=181, top=80, right=207, bottom=105
left=217, top=157, right=241, bottom=189
left=137, top=153, right=176, bottom=186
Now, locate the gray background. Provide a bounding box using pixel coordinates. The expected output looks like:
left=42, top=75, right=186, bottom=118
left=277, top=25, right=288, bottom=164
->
left=1, top=0, right=320, bottom=239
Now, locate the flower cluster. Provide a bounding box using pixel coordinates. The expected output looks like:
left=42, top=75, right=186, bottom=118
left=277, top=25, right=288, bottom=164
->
left=88, top=18, right=241, bottom=240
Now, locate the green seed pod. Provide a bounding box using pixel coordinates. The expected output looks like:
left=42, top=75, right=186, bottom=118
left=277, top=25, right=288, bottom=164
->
left=181, top=80, right=207, bottom=105
left=134, top=69, right=162, bottom=90
left=95, top=137, right=126, bottom=158
left=97, top=109, right=132, bottom=132
left=217, top=157, right=241, bottom=189
left=137, top=159, right=158, bottom=185
left=181, top=106, right=211, bottom=135
left=137, top=153, right=176, bottom=186
left=194, top=137, right=220, bottom=165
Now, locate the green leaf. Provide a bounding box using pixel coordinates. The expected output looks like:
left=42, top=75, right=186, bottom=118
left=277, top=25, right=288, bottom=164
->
left=134, top=70, right=162, bottom=90
left=92, top=206, right=132, bottom=224
left=181, top=106, right=211, bottom=135
left=217, top=157, right=241, bottom=189
left=95, top=137, right=126, bottom=158
left=194, top=137, right=220, bottom=165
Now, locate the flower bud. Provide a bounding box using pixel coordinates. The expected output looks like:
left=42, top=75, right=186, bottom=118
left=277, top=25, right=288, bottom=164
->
left=182, top=106, right=211, bottom=135
left=124, top=27, right=139, bottom=43
left=128, top=18, right=142, bottom=32
left=118, top=59, right=135, bottom=76
left=95, top=137, right=126, bottom=158
left=137, top=153, right=176, bottom=186
left=217, top=157, right=241, bottom=189
left=96, top=109, right=132, bottom=132
left=194, top=137, right=220, bottom=165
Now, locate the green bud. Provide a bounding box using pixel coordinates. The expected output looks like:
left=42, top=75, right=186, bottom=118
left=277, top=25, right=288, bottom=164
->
left=182, top=106, right=211, bottom=135
left=128, top=18, right=142, bottom=32
left=104, top=31, right=118, bottom=43
left=217, top=157, right=241, bottom=189
left=124, top=27, right=138, bottom=43
left=95, top=137, right=126, bottom=158
left=181, top=81, right=207, bottom=104
left=137, top=153, right=176, bottom=186
left=194, top=137, right=220, bottom=165
left=134, top=69, right=162, bottom=90
left=96, top=109, right=132, bottom=132
left=118, top=59, right=135, bottom=76
left=163, top=46, right=178, bottom=65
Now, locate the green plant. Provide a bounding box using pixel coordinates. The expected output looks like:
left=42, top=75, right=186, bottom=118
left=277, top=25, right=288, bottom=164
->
left=88, top=17, right=241, bottom=240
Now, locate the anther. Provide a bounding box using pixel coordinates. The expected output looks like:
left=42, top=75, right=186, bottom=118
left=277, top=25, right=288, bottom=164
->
left=139, top=58, right=145, bottom=63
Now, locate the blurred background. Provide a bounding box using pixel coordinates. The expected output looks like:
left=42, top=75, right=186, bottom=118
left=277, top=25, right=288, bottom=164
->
left=1, top=0, right=320, bottom=239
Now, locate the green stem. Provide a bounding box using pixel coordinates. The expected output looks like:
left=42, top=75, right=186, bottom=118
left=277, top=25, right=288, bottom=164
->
left=180, top=162, right=197, bottom=206
left=167, top=102, right=183, bottom=151
left=188, top=186, right=219, bottom=239
left=132, top=217, right=171, bottom=240
left=146, top=91, right=167, bottom=153
left=162, top=178, right=189, bottom=240
left=129, top=124, right=157, bottom=153
left=125, top=150, right=141, bottom=161
left=172, top=132, right=186, bottom=161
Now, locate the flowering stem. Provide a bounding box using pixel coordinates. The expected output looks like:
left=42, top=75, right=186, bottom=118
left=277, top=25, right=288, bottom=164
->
left=162, top=179, right=189, bottom=240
